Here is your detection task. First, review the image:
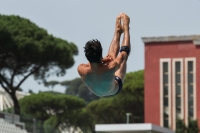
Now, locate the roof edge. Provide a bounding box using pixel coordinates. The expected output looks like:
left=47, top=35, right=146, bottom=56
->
left=142, top=35, right=200, bottom=45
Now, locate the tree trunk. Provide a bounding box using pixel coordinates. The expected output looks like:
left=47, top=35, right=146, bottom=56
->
left=89, top=125, right=95, bottom=133
left=10, top=91, right=20, bottom=115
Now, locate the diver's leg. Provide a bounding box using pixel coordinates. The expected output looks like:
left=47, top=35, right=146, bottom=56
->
left=121, top=13, right=130, bottom=54
left=114, top=13, right=130, bottom=82
left=107, top=13, right=123, bottom=60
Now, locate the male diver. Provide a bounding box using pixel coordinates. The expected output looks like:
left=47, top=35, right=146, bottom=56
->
left=77, top=12, right=130, bottom=97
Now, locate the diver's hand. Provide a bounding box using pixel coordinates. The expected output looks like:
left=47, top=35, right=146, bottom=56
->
left=101, top=56, right=113, bottom=66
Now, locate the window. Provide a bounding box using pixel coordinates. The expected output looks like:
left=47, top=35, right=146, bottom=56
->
left=188, top=61, right=194, bottom=118
left=175, top=62, right=181, bottom=117
left=163, top=62, right=169, bottom=127
left=160, top=59, right=171, bottom=128
left=172, top=59, right=184, bottom=130
left=185, top=58, right=196, bottom=125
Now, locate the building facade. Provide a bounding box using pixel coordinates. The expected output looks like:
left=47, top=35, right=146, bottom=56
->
left=0, top=88, right=29, bottom=111
left=142, top=35, right=200, bottom=130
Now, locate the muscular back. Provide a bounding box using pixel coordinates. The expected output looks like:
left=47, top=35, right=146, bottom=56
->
left=78, top=61, right=119, bottom=97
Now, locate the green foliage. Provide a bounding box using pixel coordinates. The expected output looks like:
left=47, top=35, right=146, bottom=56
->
left=63, top=108, right=93, bottom=133
left=44, top=81, right=59, bottom=89
left=0, top=14, right=78, bottom=114
left=74, top=108, right=93, bottom=128
left=42, top=91, right=63, bottom=95
left=176, top=119, right=200, bottom=133
left=123, top=70, right=144, bottom=92
left=2, top=107, right=13, bottom=113
left=0, top=14, right=78, bottom=79
left=60, top=78, right=99, bottom=103
left=60, top=78, right=82, bottom=95
left=20, top=92, right=86, bottom=119
left=187, top=119, right=200, bottom=133
left=87, top=97, right=124, bottom=124
left=28, top=89, right=34, bottom=94
left=44, top=116, right=61, bottom=133
left=19, top=92, right=86, bottom=133
left=176, top=119, right=187, bottom=133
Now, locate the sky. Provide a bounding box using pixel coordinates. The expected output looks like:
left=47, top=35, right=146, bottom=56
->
left=0, top=0, right=200, bottom=93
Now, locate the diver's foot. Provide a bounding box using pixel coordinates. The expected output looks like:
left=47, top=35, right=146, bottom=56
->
left=121, top=13, right=130, bottom=31
left=115, top=13, right=124, bottom=34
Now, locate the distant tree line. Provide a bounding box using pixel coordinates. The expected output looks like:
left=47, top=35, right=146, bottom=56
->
left=17, top=70, right=144, bottom=133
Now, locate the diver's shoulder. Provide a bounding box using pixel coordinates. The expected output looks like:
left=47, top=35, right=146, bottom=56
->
left=79, top=63, right=90, bottom=67
left=77, top=63, right=91, bottom=77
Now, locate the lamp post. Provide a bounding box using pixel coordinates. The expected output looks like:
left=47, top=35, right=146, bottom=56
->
left=126, top=113, right=131, bottom=124
left=33, top=118, right=36, bottom=133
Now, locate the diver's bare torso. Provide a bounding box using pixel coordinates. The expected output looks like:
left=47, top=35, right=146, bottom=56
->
left=78, top=58, right=119, bottom=97
left=78, top=12, right=130, bottom=97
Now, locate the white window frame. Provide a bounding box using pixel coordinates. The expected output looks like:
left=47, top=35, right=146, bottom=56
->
left=185, top=57, right=196, bottom=125
left=172, top=58, right=184, bottom=130
left=160, top=58, right=171, bottom=127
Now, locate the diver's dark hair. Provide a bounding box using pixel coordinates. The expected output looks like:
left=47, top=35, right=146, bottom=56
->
left=84, top=39, right=102, bottom=63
